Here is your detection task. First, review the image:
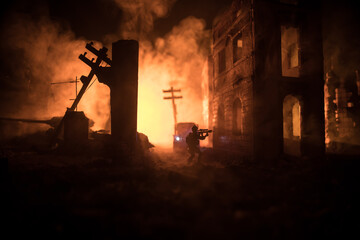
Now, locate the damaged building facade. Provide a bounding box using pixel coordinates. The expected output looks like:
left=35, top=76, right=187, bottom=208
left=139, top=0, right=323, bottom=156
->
left=208, top=0, right=324, bottom=161
left=324, top=67, right=360, bottom=153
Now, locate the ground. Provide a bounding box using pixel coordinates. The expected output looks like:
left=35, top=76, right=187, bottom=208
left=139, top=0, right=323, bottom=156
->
left=1, top=136, right=360, bottom=239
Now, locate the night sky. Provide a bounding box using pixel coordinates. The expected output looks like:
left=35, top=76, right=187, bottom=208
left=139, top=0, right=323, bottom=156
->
left=0, top=0, right=234, bottom=41
left=0, top=0, right=233, bottom=117
left=0, top=0, right=359, bottom=71
left=0, top=0, right=360, bottom=116
left=1, top=0, right=359, bottom=64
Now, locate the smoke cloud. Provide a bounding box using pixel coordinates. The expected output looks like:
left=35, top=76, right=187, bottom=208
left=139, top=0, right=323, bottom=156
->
left=112, top=0, right=176, bottom=39
left=0, top=0, right=211, bottom=147
left=107, top=0, right=211, bottom=146
left=137, top=16, right=210, bottom=146
left=0, top=11, right=110, bottom=130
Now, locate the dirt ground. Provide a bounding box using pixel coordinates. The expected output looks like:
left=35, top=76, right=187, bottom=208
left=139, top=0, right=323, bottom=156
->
left=1, top=137, right=360, bottom=239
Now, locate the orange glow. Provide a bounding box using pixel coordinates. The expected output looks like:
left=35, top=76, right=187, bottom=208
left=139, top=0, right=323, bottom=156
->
left=48, top=17, right=209, bottom=148
left=137, top=17, right=209, bottom=147
left=3, top=11, right=210, bottom=148
left=201, top=59, right=210, bottom=147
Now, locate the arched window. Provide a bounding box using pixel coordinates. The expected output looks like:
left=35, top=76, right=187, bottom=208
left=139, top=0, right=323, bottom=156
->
left=292, top=100, right=301, bottom=137
left=232, top=98, right=242, bottom=135
left=283, top=95, right=301, bottom=139
left=233, top=32, right=243, bottom=63
left=281, top=26, right=300, bottom=77
left=283, top=95, right=301, bottom=156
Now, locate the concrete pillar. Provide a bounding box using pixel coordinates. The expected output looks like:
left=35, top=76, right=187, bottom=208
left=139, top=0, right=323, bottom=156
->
left=111, top=40, right=139, bottom=150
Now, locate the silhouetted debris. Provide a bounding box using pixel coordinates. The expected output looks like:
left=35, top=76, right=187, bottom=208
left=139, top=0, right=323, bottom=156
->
left=137, top=132, right=155, bottom=151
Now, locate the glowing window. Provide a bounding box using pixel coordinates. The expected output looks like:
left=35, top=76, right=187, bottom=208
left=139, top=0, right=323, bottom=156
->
left=281, top=26, right=300, bottom=77
left=233, top=32, right=243, bottom=63
left=283, top=95, right=301, bottom=140
left=283, top=95, right=301, bottom=156
left=292, top=100, right=301, bottom=137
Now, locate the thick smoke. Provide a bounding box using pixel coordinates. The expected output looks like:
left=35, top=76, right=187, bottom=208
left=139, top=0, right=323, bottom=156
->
left=0, top=11, right=110, bottom=130
left=137, top=17, right=210, bottom=147
left=112, top=0, right=176, bottom=40
left=111, top=0, right=211, bottom=147
left=0, top=0, right=211, bottom=147
left=322, top=1, right=360, bottom=147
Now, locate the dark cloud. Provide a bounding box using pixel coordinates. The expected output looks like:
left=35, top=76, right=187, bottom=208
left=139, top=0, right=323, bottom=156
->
left=153, top=0, right=233, bottom=37
left=322, top=0, right=360, bottom=75
left=1, top=0, right=360, bottom=117
left=1, top=0, right=233, bottom=41
left=1, top=0, right=123, bottom=41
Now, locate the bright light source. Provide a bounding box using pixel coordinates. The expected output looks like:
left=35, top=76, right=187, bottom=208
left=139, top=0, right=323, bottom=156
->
left=175, top=136, right=181, bottom=141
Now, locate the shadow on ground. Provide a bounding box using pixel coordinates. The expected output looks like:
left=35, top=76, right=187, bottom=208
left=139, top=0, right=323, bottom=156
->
left=1, top=134, right=360, bottom=239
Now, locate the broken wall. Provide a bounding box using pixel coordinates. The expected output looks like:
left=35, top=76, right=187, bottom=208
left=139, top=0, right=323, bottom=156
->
left=209, top=0, right=325, bottom=162
left=253, top=0, right=324, bottom=161
left=210, top=0, right=254, bottom=160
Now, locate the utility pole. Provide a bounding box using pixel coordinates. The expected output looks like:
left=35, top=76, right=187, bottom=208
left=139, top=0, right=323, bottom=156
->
left=163, top=87, right=182, bottom=134
left=51, top=76, right=80, bottom=111
left=52, top=42, right=112, bottom=143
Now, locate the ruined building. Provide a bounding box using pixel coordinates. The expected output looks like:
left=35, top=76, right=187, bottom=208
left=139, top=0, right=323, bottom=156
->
left=208, top=0, right=324, bottom=161
left=324, top=67, right=360, bottom=153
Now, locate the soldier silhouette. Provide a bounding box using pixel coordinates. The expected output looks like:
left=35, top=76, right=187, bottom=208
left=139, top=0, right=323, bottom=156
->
left=186, top=125, right=208, bottom=164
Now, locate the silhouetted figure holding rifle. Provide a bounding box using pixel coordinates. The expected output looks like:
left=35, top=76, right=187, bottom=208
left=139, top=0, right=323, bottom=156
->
left=186, top=125, right=212, bottom=165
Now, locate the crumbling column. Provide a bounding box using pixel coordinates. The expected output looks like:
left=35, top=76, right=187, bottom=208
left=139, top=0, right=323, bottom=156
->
left=111, top=40, right=139, bottom=150
left=78, top=40, right=139, bottom=152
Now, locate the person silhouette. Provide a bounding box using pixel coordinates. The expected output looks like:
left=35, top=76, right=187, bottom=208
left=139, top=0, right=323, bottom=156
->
left=186, top=125, right=208, bottom=165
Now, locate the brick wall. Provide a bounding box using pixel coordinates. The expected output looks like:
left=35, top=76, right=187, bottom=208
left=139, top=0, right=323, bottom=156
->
left=210, top=0, right=254, bottom=160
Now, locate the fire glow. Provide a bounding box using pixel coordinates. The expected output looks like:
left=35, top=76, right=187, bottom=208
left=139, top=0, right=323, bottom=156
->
left=84, top=17, right=210, bottom=147
left=137, top=17, right=209, bottom=147
left=1, top=3, right=210, bottom=147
